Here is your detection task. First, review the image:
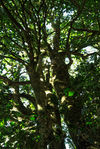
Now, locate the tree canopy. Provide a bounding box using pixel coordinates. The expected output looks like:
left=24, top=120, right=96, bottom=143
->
left=0, top=0, right=100, bottom=149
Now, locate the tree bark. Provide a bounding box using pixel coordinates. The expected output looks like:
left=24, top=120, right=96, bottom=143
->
left=26, top=64, right=65, bottom=149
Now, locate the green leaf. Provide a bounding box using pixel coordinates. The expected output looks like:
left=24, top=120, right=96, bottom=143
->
left=64, top=88, right=75, bottom=96
left=30, top=116, right=35, bottom=121
left=0, top=120, right=4, bottom=127
left=64, top=88, right=70, bottom=96
left=86, top=122, right=92, bottom=125
left=68, top=91, right=75, bottom=97
left=11, top=121, right=15, bottom=126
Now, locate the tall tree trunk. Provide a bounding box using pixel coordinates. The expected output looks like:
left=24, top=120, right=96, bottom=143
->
left=27, top=64, right=65, bottom=149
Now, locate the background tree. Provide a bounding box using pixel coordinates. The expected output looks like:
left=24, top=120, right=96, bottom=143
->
left=64, top=56, right=100, bottom=149
left=0, top=0, right=100, bottom=148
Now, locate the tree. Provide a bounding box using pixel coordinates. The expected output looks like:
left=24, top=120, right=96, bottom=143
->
left=65, top=56, right=100, bottom=149
left=0, top=0, right=100, bottom=148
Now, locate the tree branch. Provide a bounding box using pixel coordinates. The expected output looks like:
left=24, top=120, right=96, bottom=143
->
left=2, top=35, right=25, bottom=50
left=0, top=75, right=30, bottom=86
left=19, top=93, right=36, bottom=104
left=65, top=0, right=87, bottom=49
left=0, top=41, right=28, bottom=64
left=7, top=92, right=35, bottom=104
left=5, top=92, right=36, bottom=115
left=0, top=0, right=25, bottom=32
left=71, top=51, right=99, bottom=59
left=70, top=0, right=80, bottom=8
left=0, top=54, right=27, bottom=65
left=72, top=27, right=100, bottom=34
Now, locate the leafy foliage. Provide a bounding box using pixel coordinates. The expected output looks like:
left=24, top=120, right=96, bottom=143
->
left=0, top=0, right=100, bottom=148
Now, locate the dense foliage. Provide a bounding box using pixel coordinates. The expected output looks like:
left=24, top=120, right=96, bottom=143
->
left=0, top=0, right=100, bottom=149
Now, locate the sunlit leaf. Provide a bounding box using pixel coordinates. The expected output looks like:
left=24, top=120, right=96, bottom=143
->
left=68, top=91, right=75, bottom=96
left=30, top=116, right=35, bottom=121
left=0, top=120, right=4, bottom=127
left=11, top=121, right=15, bottom=126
